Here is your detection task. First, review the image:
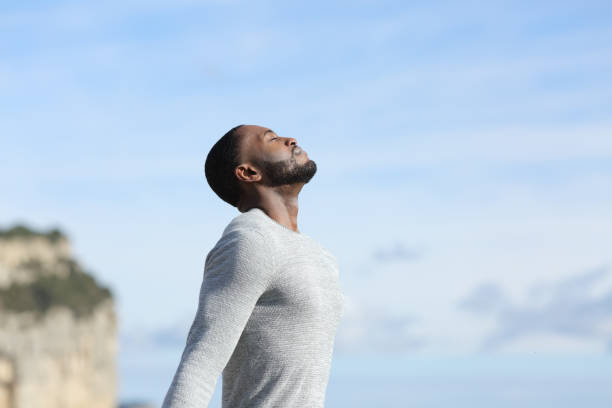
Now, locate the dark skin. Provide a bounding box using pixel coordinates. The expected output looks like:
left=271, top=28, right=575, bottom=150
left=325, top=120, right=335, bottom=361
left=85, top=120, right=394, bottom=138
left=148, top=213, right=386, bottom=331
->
left=234, top=125, right=311, bottom=233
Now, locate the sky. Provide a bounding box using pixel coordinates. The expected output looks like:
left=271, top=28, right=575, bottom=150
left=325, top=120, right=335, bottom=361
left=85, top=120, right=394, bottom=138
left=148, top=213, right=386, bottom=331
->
left=1, top=0, right=612, bottom=406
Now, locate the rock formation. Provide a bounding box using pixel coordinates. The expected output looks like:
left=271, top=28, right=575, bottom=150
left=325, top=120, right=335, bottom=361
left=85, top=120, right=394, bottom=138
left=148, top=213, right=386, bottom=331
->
left=0, top=225, right=118, bottom=408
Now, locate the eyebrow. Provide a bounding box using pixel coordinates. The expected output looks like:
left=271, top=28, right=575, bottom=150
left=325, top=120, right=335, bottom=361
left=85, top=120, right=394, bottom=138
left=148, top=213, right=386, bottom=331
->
left=262, top=129, right=275, bottom=139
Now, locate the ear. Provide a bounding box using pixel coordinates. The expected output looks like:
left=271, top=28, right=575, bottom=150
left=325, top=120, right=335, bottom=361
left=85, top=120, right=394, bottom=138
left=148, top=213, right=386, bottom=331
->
left=235, top=163, right=262, bottom=183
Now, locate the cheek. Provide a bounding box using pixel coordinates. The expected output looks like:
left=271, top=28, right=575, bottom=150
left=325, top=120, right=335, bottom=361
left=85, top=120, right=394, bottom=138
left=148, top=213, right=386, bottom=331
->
left=264, top=147, right=291, bottom=163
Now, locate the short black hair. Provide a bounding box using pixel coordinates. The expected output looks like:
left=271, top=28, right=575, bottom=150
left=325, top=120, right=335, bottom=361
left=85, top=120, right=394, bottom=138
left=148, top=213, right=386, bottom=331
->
left=204, top=125, right=245, bottom=207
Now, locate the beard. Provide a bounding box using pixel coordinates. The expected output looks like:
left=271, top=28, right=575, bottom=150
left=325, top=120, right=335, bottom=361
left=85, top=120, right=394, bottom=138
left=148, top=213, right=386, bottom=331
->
left=257, top=155, right=317, bottom=187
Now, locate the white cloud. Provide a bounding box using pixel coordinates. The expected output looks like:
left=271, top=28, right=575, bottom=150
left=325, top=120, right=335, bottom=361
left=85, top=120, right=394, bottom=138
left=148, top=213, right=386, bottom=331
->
left=457, top=266, right=612, bottom=353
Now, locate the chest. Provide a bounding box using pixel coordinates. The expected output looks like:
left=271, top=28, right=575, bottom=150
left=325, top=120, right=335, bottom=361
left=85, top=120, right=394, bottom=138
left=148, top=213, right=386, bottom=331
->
left=271, top=242, right=343, bottom=321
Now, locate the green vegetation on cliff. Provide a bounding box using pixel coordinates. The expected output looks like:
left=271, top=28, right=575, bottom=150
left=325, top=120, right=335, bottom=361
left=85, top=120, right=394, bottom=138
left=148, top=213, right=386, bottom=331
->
left=0, top=258, right=114, bottom=320
left=0, top=224, right=65, bottom=243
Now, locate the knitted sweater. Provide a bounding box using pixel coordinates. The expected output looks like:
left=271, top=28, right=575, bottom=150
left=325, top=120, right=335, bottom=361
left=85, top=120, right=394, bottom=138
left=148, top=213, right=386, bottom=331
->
left=161, top=207, right=345, bottom=408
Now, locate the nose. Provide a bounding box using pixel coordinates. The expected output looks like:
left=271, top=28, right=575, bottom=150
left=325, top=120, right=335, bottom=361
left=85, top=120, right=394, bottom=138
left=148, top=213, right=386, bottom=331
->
left=285, top=137, right=297, bottom=146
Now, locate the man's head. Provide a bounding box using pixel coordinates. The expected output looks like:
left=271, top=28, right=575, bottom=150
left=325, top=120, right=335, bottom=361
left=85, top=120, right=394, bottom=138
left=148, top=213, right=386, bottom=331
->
left=204, top=124, right=317, bottom=208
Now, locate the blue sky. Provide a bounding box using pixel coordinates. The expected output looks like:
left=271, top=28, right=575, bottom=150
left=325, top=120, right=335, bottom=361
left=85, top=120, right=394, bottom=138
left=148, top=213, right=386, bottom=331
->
left=2, top=0, right=612, bottom=405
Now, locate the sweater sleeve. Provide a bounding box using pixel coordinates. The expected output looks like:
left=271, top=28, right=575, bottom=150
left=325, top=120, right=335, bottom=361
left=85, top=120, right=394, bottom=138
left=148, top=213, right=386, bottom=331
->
left=161, top=228, right=276, bottom=408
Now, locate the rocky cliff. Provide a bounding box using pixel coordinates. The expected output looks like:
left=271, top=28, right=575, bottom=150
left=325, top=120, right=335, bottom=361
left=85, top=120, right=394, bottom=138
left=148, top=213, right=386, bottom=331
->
left=0, top=225, right=118, bottom=408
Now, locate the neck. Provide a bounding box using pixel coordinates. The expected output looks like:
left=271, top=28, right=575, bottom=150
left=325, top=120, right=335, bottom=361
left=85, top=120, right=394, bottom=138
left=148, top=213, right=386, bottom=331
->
left=237, top=185, right=302, bottom=232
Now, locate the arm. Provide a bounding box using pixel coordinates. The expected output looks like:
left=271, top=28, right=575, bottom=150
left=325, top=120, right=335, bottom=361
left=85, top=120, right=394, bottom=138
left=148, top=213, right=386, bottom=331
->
left=161, top=228, right=275, bottom=408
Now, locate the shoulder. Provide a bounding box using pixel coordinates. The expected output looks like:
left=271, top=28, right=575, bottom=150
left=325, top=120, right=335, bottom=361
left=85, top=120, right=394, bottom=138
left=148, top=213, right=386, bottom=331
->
left=204, top=216, right=277, bottom=284
left=223, top=208, right=269, bottom=235
left=218, top=209, right=278, bottom=250
left=209, top=227, right=270, bottom=260
left=205, top=211, right=274, bottom=265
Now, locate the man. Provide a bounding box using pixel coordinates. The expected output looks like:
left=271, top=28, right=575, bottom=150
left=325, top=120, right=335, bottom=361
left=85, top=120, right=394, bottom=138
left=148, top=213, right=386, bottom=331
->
left=161, top=125, right=345, bottom=408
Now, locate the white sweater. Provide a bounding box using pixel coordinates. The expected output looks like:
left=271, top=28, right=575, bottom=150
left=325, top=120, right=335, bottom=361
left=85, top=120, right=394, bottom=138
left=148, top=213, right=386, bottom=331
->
left=161, top=207, right=345, bottom=408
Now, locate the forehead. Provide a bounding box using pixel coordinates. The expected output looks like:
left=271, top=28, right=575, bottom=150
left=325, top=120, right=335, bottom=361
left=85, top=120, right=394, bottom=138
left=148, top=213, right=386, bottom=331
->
left=237, top=125, right=273, bottom=161
left=240, top=125, right=274, bottom=141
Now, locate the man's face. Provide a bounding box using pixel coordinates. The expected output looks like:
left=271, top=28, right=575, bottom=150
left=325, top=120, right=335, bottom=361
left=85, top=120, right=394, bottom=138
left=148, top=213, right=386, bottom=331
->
left=238, top=125, right=317, bottom=187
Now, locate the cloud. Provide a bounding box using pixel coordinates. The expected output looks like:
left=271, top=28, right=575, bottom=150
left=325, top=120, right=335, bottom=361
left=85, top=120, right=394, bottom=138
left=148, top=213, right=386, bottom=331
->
left=528, top=267, right=609, bottom=300
left=120, top=320, right=190, bottom=350
left=372, top=242, right=423, bottom=263
left=457, top=265, right=612, bottom=352
left=349, top=241, right=424, bottom=278
left=457, top=282, right=507, bottom=315
left=334, top=295, right=425, bottom=354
